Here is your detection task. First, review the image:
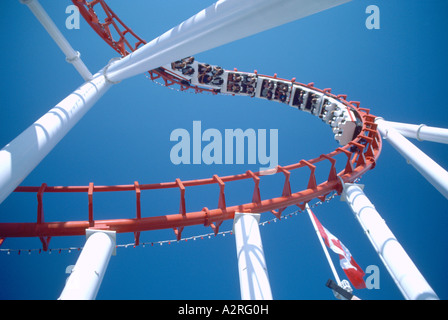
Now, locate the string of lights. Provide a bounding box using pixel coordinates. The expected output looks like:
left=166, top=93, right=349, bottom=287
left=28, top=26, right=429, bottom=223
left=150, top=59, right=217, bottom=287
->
left=0, top=191, right=339, bottom=255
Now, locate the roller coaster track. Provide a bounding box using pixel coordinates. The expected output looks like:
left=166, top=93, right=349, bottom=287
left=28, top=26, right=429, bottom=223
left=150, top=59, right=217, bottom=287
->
left=0, top=0, right=382, bottom=251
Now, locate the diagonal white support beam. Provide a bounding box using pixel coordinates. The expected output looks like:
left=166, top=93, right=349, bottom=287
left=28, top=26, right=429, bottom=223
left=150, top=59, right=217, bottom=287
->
left=341, top=183, right=439, bottom=300
left=0, top=72, right=112, bottom=205
left=379, top=120, right=448, bottom=144
left=19, top=0, right=93, bottom=81
left=375, top=118, right=448, bottom=200
left=105, top=0, right=352, bottom=82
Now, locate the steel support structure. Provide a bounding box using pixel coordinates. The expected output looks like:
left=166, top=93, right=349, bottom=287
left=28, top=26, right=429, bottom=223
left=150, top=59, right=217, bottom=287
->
left=2, top=0, right=381, bottom=242
left=105, top=0, right=351, bottom=83
left=233, top=212, right=273, bottom=300
left=341, top=182, right=439, bottom=300
left=19, top=0, right=92, bottom=81
left=381, top=120, right=448, bottom=144
left=59, top=229, right=116, bottom=300
left=0, top=73, right=112, bottom=204
left=375, top=118, right=448, bottom=200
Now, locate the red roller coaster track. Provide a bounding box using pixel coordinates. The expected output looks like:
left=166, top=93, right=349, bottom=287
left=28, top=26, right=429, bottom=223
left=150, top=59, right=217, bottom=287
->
left=0, top=0, right=382, bottom=251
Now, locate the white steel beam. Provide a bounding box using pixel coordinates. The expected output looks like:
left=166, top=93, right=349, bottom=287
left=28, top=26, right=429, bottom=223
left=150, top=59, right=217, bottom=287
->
left=233, top=212, right=273, bottom=300
left=19, top=0, right=93, bottom=81
left=105, top=0, right=352, bottom=82
left=59, top=230, right=116, bottom=300
left=379, top=120, right=448, bottom=144
left=0, top=72, right=112, bottom=205
left=341, top=183, right=439, bottom=300
left=376, top=118, right=448, bottom=200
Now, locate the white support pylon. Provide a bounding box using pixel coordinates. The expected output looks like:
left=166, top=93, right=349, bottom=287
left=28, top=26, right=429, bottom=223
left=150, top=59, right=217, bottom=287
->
left=376, top=118, right=448, bottom=200
left=105, top=0, right=352, bottom=83
left=19, top=0, right=93, bottom=81
left=341, top=182, right=439, bottom=300
left=0, top=72, right=112, bottom=205
left=59, top=230, right=116, bottom=300
left=233, top=212, right=273, bottom=300
left=379, top=120, right=448, bottom=144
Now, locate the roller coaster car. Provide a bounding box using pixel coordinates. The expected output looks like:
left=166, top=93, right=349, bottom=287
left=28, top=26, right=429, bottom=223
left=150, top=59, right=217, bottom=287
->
left=291, top=85, right=322, bottom=113
left=224, top=71, right=258, bottom=96
left=291, top=86, right=307, bottom=109
left=323, top=99, right=358, bottom=145
left=165, top=58, right=360, bottom=146
left=304, top=93, right=323, bottom=115
left=290, top=85, right=359, bottom=146
left=257, top=77, right=291, bottom=103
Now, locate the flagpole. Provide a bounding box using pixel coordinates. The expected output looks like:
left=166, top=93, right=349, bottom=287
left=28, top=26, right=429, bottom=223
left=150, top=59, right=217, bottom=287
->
left=305, top=204, right=341, bottom=285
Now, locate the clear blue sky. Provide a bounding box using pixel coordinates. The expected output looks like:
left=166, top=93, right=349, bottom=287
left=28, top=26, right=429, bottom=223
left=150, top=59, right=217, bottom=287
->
left=0, top=0, right=447, bottom=300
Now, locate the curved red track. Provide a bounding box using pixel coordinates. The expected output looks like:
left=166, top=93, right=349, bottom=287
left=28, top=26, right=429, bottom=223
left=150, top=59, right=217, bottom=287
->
left=0, top=0, right=382, bottom=250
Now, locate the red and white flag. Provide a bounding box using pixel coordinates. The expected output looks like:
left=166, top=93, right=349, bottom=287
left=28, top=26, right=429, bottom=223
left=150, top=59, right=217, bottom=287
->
left=311, top=212, right=366, bottom=289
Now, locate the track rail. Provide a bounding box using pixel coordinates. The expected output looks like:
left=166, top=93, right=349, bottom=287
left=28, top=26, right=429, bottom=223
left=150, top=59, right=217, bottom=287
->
left=0, top=0, right=382, bottom=250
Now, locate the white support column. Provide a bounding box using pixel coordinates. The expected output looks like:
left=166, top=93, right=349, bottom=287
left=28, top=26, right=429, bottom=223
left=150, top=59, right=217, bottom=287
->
left=381, top=120, right=448, bottom=144
left=0, top=72, right=112, bottom=205
left=233, top=212, right=273, bottom=300
left=105, top=0, right=351, bottom=82
left=59, top=230, right=116, bottom=300
left=341, top=183, right=439, bottom=300
left=19, top=0, right=93, bottom=81
left=376, top=118, right=448, bottom=200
